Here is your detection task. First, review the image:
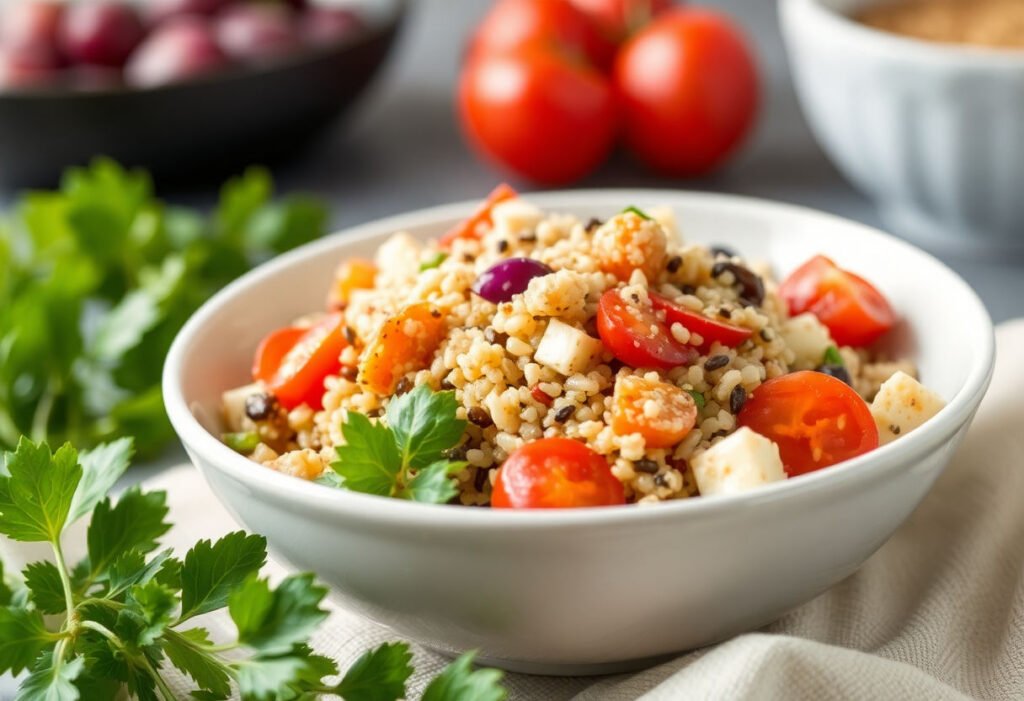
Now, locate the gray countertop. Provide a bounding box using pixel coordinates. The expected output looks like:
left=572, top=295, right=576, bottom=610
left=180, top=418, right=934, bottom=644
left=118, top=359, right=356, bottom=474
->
left=263, top=0, right=1021, bottom=323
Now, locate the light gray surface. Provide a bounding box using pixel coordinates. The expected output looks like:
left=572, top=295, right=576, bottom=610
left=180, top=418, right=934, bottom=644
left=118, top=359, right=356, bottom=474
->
left=263, top=0, right=1021, bottom=322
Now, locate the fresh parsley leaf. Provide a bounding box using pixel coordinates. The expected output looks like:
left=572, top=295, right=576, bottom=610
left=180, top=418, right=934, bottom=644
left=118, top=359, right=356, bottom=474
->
left=621, top=205, right=651, bottom=220
left=387, top=386, right=467, bottom=470
left=162, top=628, right=232, bottom=698
left=421, top=652, right=507, bottom=701
left=23, top=561, right=66, bottom=614
left=419, top=251, right=447, bottom=272
left=15, top=650, right=84, bottom=701
left=179, top=532, right=267, bottom=622
left=86, top=488, right=170, bottom=582
left=402, top=460, right=464, bottom=504
left=0, top=560, right=14, bottom=606
left=823, top=345, right=844, bottom=367
left=332, top=412, right=403, bottom=497
left=229, top=574, right=329, bottom=656
left=234, top=647, right=329, bottom=701
left=687, top=390, right=706, bottom=411
left=0, top=439, right=81, bottom=543
left=0, top=606, right=52, bottom=674
left=106, top=548, right=174, bottom=597
left=67, top=437, right=133, bottom=524
left=334, top=642, right=413, bottom=701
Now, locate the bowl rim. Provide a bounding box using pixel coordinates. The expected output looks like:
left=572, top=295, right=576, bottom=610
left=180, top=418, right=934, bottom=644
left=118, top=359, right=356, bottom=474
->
left=782, top=0, right=1024, bottom=68
left=163, top=189, right=995, bottom=531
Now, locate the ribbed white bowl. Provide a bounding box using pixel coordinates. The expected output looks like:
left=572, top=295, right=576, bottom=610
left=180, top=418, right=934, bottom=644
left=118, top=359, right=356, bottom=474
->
left=781, top=0, right=1024, bottom=254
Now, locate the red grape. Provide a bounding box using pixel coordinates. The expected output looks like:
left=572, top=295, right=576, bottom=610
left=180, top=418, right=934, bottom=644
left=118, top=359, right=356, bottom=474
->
left=216, top=4, right=298, bottom=60
left=1, top=1, right=64, bottom=56
left=60, top=1, right=145, bottom=68
left=299, top=6, right=363, bottom=46
left=145, top=0, right=233, bottom=24
left=125, top=16, right=228, bottom=87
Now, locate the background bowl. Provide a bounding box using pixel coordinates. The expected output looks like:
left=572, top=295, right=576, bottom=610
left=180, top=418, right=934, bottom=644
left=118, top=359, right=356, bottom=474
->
left=164, top=190, right=994, bottom=675
left=0, top=1, right=404, bottom=187
left=780, top=0, right=1024, bottom=256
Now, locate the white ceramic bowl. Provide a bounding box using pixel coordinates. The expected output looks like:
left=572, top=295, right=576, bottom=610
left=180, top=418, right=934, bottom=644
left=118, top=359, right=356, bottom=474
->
left=164, top=191, right=994, bottom=675
left=781, top=0, right=1024, bottom=255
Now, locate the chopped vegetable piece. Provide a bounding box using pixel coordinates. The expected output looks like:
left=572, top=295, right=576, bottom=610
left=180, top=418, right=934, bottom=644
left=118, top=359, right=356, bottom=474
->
left=472, top=257, right=553, bottom=303
left=738, top=370, right=878, bottom=476
left=492, top=437, right=625, bottom=508
left=438, top=183, right=518, bottom=247
left=779, top=255, right=896, bottom=347
left=823, top=345, right=844, bottom=367
left=535, top=318, right=603, bottom=375
left=327, top=257, right=377, bottom=309
left=253, top=313, right=348, bottom=410
left=649, top=292, right=753, bottom=353
left=596, top=289, right=698, bottom=369
left=223, top=431, right=260, bottom=454
left=687, top=390, right=706, bottom=410
left=611, top=375, right=697, bottom=448
left=360, top=303, right=447, bottom=394
left=710, top=261, right=765, bottom=307
left=592, top=211, right=667, bottom=281
left=419, top=251, right=448, bottom=272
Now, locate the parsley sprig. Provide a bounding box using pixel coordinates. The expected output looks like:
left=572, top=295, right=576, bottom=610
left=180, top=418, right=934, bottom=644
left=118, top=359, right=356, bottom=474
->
left=0, top=159, right=328, bottom=458
left=327, top=385, right=469, bottom=504
left=0, top=437, right=506, bottom=700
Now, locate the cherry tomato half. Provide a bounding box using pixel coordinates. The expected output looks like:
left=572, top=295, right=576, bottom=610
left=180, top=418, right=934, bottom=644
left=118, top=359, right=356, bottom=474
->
left=738, top=371, right=878, bottom=477
left=614, top=8, right=759, bottom=176
left=649, top=292, right=753, bottom=353
left=778, top=255, right=896, bottom=347
left=597, top=289, right=698, bottom=369
left=251, top=313, right=348, bottom=410
left=438, top=183, right=518, bottom=248
left=492, top=437, right=625, bottom=508
left=458, top=46, right=617, bottom=185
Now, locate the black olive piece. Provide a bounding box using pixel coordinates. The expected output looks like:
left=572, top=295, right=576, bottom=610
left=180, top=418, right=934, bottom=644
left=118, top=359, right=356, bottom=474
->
left=443, top=443, right=469, bottom=461
left=441, top=378, right=456, bottom=390
left=681, top=284, right=697, bottom=295
left=497, top=240, right=509, bottom=254
left=343, top=326, right=357, bottom=344
left=244, top=392, right=278, bottom=421
left=666, top=255, right=683, bottom=273
left=730, top=385, right=747, bottom=414
left=585, top=217, right=603, bottom=232
left=711, top=261, right=765, bottom=307
left=634, top=458, right=659, bottom=474
left=711, top=244, right=737, bottom=259
left=395, top=377, right=413, bottom=395
left=554, top=405, right=575, bottom=423
left=817, top=364, right=852, bottom=386
left=704, top=354, right=730, bottom=371
left=484, top=327, right=509, bottom=345
left=340, top=366, right=359, bottom=381
left=474, top=467, right=490, bottom=492
left=654, top=473, right=669, bottom=488
left=468, top=406, right=494, bottom=427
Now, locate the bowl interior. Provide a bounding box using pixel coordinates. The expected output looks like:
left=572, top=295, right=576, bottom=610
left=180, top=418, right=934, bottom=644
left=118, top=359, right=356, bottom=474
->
left=173, top=190, right=991, bottom=453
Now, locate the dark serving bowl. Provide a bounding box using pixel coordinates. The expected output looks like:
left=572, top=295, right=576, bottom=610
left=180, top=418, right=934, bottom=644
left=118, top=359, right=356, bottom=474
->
left=0, top=2, right=404, bottom=187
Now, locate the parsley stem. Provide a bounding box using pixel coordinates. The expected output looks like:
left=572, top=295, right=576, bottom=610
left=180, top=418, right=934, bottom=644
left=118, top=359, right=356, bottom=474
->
left=30, top=372, right=61, bottom=443
left=82, top=620, right=177, bottom=701
left=51, top=538, right=77, bottom=627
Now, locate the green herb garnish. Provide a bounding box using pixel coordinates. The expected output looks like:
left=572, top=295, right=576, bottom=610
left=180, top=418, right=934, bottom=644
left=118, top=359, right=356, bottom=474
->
left=687, top=390, right=706, bottom=411
left=823, top=345, right=844, bottom=367
left=329, top=385, right=468, bottom=503
left=419, top=251, right=448, bottom=272
left=0, top=437, right=506, bottom=700
left=621, top=205, right=651, bottom=220
left=223, top=431, right=260, bottom=454
left=0, top=159, right=328, bottom=458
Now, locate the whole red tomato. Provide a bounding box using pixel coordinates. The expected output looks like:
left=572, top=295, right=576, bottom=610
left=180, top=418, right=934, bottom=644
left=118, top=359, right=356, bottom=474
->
left=569, top=0, right=671, bottom=42
left=459, top=45, right=617, bottom=185
left=468, top=0, right=615, bottom=69
left=614, top=7, right=759, bottom=176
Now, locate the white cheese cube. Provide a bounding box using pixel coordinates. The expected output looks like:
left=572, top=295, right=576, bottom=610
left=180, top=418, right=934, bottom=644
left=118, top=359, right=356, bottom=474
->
left=491, top=198, right=543, bottom=238
left=781, top=313, right=833, bottom=369
left=870, top=371, right=946, bottom=444
left=647, top=206, right=680, bottom=244
left=534, top=319, right=603, bottom=376
left=691, top=427, right=787, bottom=497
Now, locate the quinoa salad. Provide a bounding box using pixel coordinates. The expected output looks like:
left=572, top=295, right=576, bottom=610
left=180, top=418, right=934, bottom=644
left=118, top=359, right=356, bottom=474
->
left=220, top=186, right=947, bottom=508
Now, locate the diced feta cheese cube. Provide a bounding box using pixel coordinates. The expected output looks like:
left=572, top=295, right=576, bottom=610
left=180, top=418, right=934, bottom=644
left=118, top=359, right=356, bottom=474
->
left=870, top=371, right=946, bottom=444
left=781, top=313, right=833, bottom=369
left=691, top=427, right=787, bottom=497
left=491, top=198, right=543, bottom=238
left=534, top=319, right=603, bottom=376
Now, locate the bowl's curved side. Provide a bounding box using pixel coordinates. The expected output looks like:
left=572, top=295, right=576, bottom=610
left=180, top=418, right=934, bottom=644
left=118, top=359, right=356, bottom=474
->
left=164, top=190, right=995, bottom=671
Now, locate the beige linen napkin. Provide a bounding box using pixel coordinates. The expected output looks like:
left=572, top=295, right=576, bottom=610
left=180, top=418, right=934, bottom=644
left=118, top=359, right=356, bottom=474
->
left=5, top=321, right=1022, bottom=700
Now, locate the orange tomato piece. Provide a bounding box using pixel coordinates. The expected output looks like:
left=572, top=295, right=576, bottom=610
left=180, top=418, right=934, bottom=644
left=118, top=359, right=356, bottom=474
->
left=438, top=183, right=518, bottom=248
left=611, top=374, right=697, bottom=449
left=359, top=303, right=447, bottom=394
left=327, top=258, right=378, bottom=309
left=592, top=211, right=667, bottom=281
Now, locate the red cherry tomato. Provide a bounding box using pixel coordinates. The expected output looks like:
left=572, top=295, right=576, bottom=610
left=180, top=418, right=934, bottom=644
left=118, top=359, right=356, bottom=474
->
left=468, top=0, right=615, bottom=70
left=459, top=46, right=617, bottom=185
left=649, top=292, right=753, bottom=353
left=614, top=8, right=759, bottom=176
left=251, top=313, right=348, bottom=410
left=439, top=183, right=518, bottom=247
left=569, top=0, right=671, bottom=42
left=778, top=255, right=896, bottom=347
left=492, top=438, right=625, bottom=508
left=738, top=371, right=879, bottom=477
left=596, top=289, right=698, bottom=369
